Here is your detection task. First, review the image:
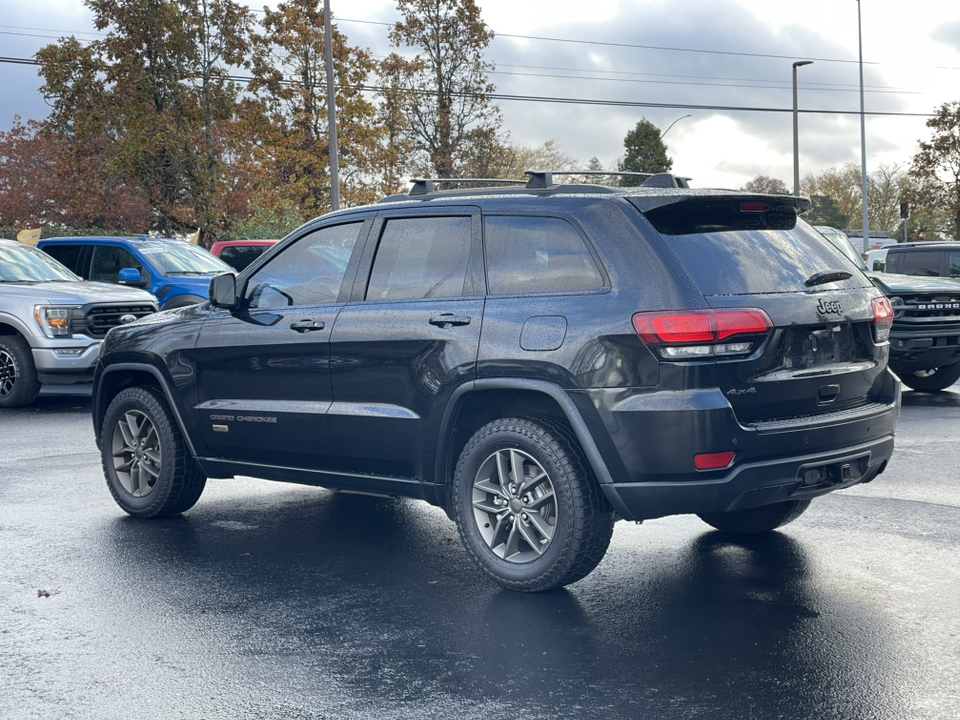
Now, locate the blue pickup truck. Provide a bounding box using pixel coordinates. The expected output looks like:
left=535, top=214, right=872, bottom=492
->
left=38, top=236, right=231, bottom=310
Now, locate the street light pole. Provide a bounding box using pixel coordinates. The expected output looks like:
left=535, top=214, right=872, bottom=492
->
left=792, top=61, right=813, bottom=196
left=660, top=114, right=691, bottom=139
left=857, top=0, right=869, bottom=252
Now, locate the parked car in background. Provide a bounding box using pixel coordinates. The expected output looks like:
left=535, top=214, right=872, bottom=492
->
left=38, top=236, right=232, bottom=310
left=880, top=242, right=960, bottom=279
left=814, top=226, right=861, bottom=259
left=865, top=247, right=891, bottom=271
left=210, top=239, right=279, bottom=272
left=0, top=239, right=157, bottom=407
left=92, top=174, right=900, bottom=591
left=816, top=227, right=960, bottom=391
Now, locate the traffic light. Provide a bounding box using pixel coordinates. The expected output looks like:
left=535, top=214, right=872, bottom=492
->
left=900, top=202, right=910, bottom=219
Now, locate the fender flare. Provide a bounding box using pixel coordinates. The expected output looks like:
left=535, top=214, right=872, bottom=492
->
left=435, top=378, right=618, bottom=490
left=93, top=362, right=198, bottom=457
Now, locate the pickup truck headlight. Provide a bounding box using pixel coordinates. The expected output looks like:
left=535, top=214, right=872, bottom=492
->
left=34, top=305, right=77, bottom=338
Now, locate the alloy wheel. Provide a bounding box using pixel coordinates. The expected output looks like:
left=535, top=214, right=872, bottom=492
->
left=0, top=348, right=16, bottom=399
left=472, top=448, right=557, bottom=563
left=111, top=409, right=162, bottom=497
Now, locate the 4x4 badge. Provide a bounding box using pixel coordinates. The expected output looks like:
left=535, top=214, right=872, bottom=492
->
left=816, top=298, right=842, bottom=315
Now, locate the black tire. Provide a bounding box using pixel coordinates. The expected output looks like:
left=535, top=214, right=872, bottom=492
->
left=452, top=418, right=615, bottom=592
left=697, top=499, right=811, bottom=534
left=100, top=386, right=206, bottom=517
left=0, top=335, right=40, bottom=408
left=898, top=363, right=960, bottom=392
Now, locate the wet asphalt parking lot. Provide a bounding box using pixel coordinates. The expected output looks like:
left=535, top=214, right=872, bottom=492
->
left=1, top=386, right=959, bottom=720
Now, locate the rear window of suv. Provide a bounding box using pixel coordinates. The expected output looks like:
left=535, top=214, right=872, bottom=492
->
left=641, top=202, right=868, bottom=296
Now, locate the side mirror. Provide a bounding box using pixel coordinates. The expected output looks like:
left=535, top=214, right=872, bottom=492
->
left=210, top=272, right=238, bottom=308
left=118, top=267, right=147, bottom=287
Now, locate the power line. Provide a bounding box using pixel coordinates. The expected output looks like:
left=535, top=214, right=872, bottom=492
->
left=0, top=55, right=935, bottom=118
left=489, top=69, right=918, bottom=95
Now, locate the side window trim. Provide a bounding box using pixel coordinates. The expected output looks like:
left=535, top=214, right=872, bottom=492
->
left=481, top=211, right=609, bottom=297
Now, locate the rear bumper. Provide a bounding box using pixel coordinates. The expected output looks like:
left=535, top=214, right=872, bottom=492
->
left=601, top=434, right=895, bottom=521
left=576, top=372, right=901, bottom=521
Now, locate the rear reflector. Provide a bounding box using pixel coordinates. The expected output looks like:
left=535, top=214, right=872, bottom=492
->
left=632, top=309, right=772, bottom=345
left=694, top=452, right=736, bottom=471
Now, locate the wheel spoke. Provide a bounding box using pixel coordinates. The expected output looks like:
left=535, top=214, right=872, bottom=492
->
left=494, top=451, right=512, bottom=490
left=475, top=478, right=507, bottom=500
left=490, top=513, right=512, bottom=550
left=509, top=450, right=524, bottom=491
left=518, top=469, right=549, bottom=496
left=517, top=519, right=546, bottom=556
left=142, top=448, right=161, bottom=472
left=524, top=509, right=555, bottom=544
left=472, top=497, right=501, bottom=514
left=118, top=415, right=138, bottom=448
left=526, top=488, right=555, bottom=511
left=502, top=519, right=523, bottom=560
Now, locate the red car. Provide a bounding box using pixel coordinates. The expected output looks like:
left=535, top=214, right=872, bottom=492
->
left=209, top=239, right=279, bottom=272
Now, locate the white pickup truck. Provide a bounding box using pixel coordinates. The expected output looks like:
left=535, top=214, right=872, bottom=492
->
left=0, top=239, right=158, bottom=407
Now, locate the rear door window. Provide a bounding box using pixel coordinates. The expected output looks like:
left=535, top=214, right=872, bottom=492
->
left=41, top=244, right=84, bottom=274
left=483, top=215, right=604, bottom=295
left=365, top=216, right=472, bottom=300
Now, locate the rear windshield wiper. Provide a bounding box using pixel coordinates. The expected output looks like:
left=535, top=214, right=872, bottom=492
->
left=805, top=270, right=853, bottom=287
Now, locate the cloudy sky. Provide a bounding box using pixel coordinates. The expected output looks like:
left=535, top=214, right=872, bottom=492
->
left=2, top=0, right=959, bottom=190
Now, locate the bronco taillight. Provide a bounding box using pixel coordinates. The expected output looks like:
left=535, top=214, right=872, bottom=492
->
left=872, top=297, right=893, bottom=343
left=632, top=309, right=772, bottom=359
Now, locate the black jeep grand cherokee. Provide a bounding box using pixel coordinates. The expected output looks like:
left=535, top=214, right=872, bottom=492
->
left=92, top=174, right=900, bottom=591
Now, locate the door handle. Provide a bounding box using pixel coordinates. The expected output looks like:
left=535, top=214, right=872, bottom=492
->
left=290, top=319, right=325, bottom=333
left=429, top=314, right=472, bottom=328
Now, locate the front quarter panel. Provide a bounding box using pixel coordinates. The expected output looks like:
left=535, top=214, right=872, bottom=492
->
left=93, top=305, right=208, bottom=448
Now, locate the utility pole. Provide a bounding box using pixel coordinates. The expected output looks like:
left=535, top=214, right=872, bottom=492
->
left=792, top=61, right=813, bottom=196
left=323, top=0, right=340, bottom=211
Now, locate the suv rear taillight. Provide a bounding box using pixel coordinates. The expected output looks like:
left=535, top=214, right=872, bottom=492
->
left=872, top=297, right=893, bottom=343
left=632, top=309, right=772, bottom=359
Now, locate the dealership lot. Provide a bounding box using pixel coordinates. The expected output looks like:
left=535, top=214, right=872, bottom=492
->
left=1, top=388, right=959, bottom=720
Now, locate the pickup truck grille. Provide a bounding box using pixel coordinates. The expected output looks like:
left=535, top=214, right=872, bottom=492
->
left=890, top=293, right=960, bottom=333
left=74, top=303, right=157, bottom=338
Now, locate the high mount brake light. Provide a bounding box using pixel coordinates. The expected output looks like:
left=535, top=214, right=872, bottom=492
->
left=632, top=309, right=773, bottom=345
left=872, top=297, right=893, bottom=342
left=739, top=203, right=770, bottom=213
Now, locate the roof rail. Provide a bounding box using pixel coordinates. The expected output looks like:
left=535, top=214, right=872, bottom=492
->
left=524, top=170, right=690, bottom=189
left=393, top=171, right=693, bottom=199
left=407, top=177, right=527, bottom=196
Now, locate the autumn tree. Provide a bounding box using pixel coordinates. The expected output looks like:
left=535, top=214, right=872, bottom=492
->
left=37, top=0, right=254, bottom=242
left=0, top=117, right=151, bottom=232
left=618, top=118, right=672, bottom=186
left=910, top=100, right=960, bottom=241
left=741, top=175, right=789, bottom=195
left=246, top=0, right=382, bottom=218
left=802, top=163, right=914, bottom=236
left=384, top=0, right=502, bottom=178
